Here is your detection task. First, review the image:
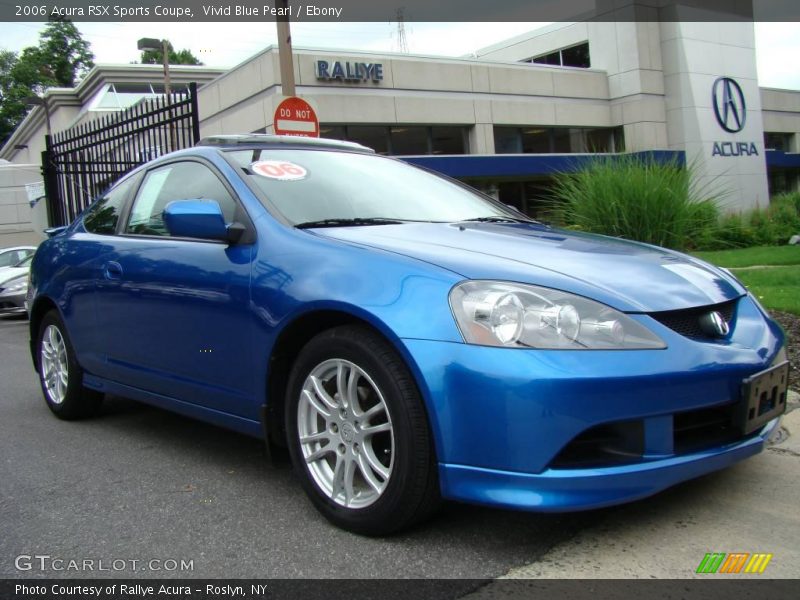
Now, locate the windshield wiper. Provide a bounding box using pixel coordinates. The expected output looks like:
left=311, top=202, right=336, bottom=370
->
left=295, top=217, right=407, bottom=229
left=461, top=215, right=542, bottom=224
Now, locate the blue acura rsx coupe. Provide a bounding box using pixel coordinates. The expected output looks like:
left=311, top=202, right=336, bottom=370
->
left=28, top=135, right=789, bottom=535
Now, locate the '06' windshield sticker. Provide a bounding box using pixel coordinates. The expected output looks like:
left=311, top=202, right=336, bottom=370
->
left=251, top=160, right=308, bottom=181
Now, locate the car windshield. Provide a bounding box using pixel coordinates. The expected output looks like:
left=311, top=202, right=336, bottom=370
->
left=226, top=148, right=522, bottom=226
left=13, top=254, right=33, bottom=268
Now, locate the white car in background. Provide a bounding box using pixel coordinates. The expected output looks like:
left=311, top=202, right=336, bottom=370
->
left=0, top=254, right=33, bottom=316
left=0, top=246, right=36, bottom=272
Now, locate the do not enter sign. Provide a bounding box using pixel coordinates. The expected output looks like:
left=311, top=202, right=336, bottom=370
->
left=273, top=97, right=319, bottom=138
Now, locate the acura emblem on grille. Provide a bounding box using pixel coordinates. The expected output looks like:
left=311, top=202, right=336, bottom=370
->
left=699, top=311, right=730, bottom=337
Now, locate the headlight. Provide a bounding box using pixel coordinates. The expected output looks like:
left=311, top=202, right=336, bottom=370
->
left=0, top=275, right=28, bottom=295
left=450, top=281, right=666, bottom=350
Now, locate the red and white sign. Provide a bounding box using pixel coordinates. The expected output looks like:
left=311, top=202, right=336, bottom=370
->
left=251, top=160, right=307, bottom=181
left=273, top=97, right=319, bottom=138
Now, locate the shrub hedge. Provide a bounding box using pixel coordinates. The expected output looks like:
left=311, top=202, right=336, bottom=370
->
left=548, top=157, right=800, bottom=251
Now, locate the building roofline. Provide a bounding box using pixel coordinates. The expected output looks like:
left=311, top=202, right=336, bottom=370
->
left=201, top=42, right=608, bottom=90
left=1, top=63, right=225, bottom=160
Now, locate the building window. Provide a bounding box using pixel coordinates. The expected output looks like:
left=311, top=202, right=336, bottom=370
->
left=347, top=126, right=390, bottom=154
left=91, top=82, right=190, bottom=110
left=319, top=125, right=468, bottom=155
left=494, top=127, right=522, bottom=154
left=497, top=180, right=554, bottom=219
left=527, top=42, right=591, bottom=69
left=764, top=132, right=793, bottom=152
left=494, top=126, right=624, bottom=154
left=390, top=126, right=429, bottom=155
left=431, top=127, right=468, bottom=154
left=521, top=128, right=550, bottom=153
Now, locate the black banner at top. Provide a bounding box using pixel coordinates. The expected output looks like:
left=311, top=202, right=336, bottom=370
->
left=2, top=0, right=799, bottom=23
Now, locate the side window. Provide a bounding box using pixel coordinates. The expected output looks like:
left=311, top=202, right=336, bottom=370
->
left=126, top=161, right=237, bottom=236
left=84, top=176, right=136, bottom=234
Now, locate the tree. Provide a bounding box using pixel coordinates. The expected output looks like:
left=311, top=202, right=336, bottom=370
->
left=0, top=50, right=24, bottom=143
left=36, top=20, right=95, bottom=87
left=0, top=19, right=94, bottom=144
left=140, top=41, right=203, bottom=66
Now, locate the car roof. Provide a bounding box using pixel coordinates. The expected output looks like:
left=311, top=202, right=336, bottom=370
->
left=0, top=246, right=36, bottom=253
left=196, top=134, right=375, bottom=154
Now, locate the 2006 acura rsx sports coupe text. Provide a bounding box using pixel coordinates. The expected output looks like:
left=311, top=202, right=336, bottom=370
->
left=28, top=135, right=789, bottom=535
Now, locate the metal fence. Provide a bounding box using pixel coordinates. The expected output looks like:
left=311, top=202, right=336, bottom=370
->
left=41, top=82, right=200, bottom=226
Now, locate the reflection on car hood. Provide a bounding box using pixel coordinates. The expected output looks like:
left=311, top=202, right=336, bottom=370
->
left=315, top=222, right=746, bottom=313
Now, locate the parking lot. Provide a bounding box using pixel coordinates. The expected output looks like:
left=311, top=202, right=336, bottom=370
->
left=1, top=315, right=798, bottom=581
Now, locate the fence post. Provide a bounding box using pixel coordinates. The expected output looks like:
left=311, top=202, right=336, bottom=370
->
left=40, top=134, right=62, bottom=227
left=189, top=82, right=200, bottom=145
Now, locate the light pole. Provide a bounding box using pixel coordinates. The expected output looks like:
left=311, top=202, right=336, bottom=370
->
left=23, top=95, right=51, bottom=137
left=276, top=0, right=296, bottom=98
left=137, top=37, right=175, bottom=151
left=137, top=37, right=172, bottom=97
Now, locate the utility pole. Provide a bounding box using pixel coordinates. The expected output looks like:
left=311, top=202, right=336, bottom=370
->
left=276, top=0, right=296, bottom=97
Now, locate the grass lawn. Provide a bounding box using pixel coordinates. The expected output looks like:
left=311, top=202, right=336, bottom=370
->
left=692, top=245, right=800, bottom=268
left=691, top=245, right=800, bottom=315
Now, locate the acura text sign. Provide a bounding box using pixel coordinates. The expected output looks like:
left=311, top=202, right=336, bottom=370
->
left=711, top=76, right=758, bottom=158
left=273, top=97, right=319, bottom=138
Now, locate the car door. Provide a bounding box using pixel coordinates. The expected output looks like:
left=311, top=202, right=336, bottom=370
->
left=92, top=158, right=258, bottom=419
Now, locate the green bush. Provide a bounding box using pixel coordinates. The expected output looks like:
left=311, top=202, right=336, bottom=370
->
left=548, top=155, right=720, bottom=250
left=697, top=192, right=800, bottom=250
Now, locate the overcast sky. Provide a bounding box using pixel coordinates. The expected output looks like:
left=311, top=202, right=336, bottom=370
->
left=1, top=21, right=799, bottom=89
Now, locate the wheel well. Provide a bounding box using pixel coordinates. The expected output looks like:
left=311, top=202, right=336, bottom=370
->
left=28, top=297, right=58, bottom=372
left=266, top=310, right=387, bottom=447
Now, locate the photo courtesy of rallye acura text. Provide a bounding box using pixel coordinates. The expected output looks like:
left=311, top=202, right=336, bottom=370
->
left=27, top=135, right=789, bottom=535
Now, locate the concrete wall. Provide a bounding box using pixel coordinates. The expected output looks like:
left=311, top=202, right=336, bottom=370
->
left=660, top=21, right=769, bottom=212
left=198, top=48, right=612, bottom=146
left=475, top=21, right=669, bottom=152
left=0, top=163, right=45, bottom=247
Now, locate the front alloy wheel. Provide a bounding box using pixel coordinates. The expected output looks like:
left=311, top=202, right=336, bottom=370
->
left=298, top=359, right=394, bottom=509
left=286, top=325, right=440, bottom=535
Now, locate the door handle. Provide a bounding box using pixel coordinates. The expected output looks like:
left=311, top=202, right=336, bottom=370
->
left=103, top=261, right=123, bottom=280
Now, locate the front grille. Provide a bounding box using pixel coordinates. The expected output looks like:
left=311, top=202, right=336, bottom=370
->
left=649, top=299, right=737, bottom=339
left=673, top=404, right=745, bottom=454
left=549, top=403, right=757, bottom=469
left=551, top=421, right=644, bottom=468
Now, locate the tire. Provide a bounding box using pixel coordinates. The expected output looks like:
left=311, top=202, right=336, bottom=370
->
left=36, top=310, right=103, bottom=420
left=285, top=325, right=440, bottom=535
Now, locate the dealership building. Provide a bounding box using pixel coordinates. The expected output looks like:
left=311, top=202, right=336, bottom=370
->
left=2, top=19, right=800, bottom=243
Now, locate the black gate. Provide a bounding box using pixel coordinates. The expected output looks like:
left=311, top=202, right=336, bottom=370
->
left=41, top=82, right=200, bottom=227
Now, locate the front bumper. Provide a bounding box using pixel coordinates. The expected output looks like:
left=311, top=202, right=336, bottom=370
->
left=402, top=294, right=785, bottom=511
left=439, top=417, right=778, bottom=511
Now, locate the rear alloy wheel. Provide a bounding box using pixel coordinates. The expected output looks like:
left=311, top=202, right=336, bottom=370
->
left=36, top=310, right=102, bottom=419
left=286, top=326, right=440, bottom=535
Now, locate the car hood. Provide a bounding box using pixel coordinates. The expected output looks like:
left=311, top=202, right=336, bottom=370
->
left=314, top=222, right=746, bottom=313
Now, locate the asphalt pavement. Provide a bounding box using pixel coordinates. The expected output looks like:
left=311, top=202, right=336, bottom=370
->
left=0, top=316, right=592, bottom=580
left=2, top=315, right=798, bottom=584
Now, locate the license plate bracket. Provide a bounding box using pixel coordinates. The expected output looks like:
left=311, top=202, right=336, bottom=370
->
left=738, top=361, right=790, bottom=435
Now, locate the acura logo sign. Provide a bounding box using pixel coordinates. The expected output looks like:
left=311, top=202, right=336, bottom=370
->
left=712, top=77, right=746, bottom=133
left=700, top=311, right=730, bottom=338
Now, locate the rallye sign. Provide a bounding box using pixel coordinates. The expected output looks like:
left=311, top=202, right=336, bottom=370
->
left=315, top=60, right=384, bottom=83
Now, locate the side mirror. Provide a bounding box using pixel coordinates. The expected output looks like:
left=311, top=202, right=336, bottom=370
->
left=163, top=199, right=241, bottom=243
